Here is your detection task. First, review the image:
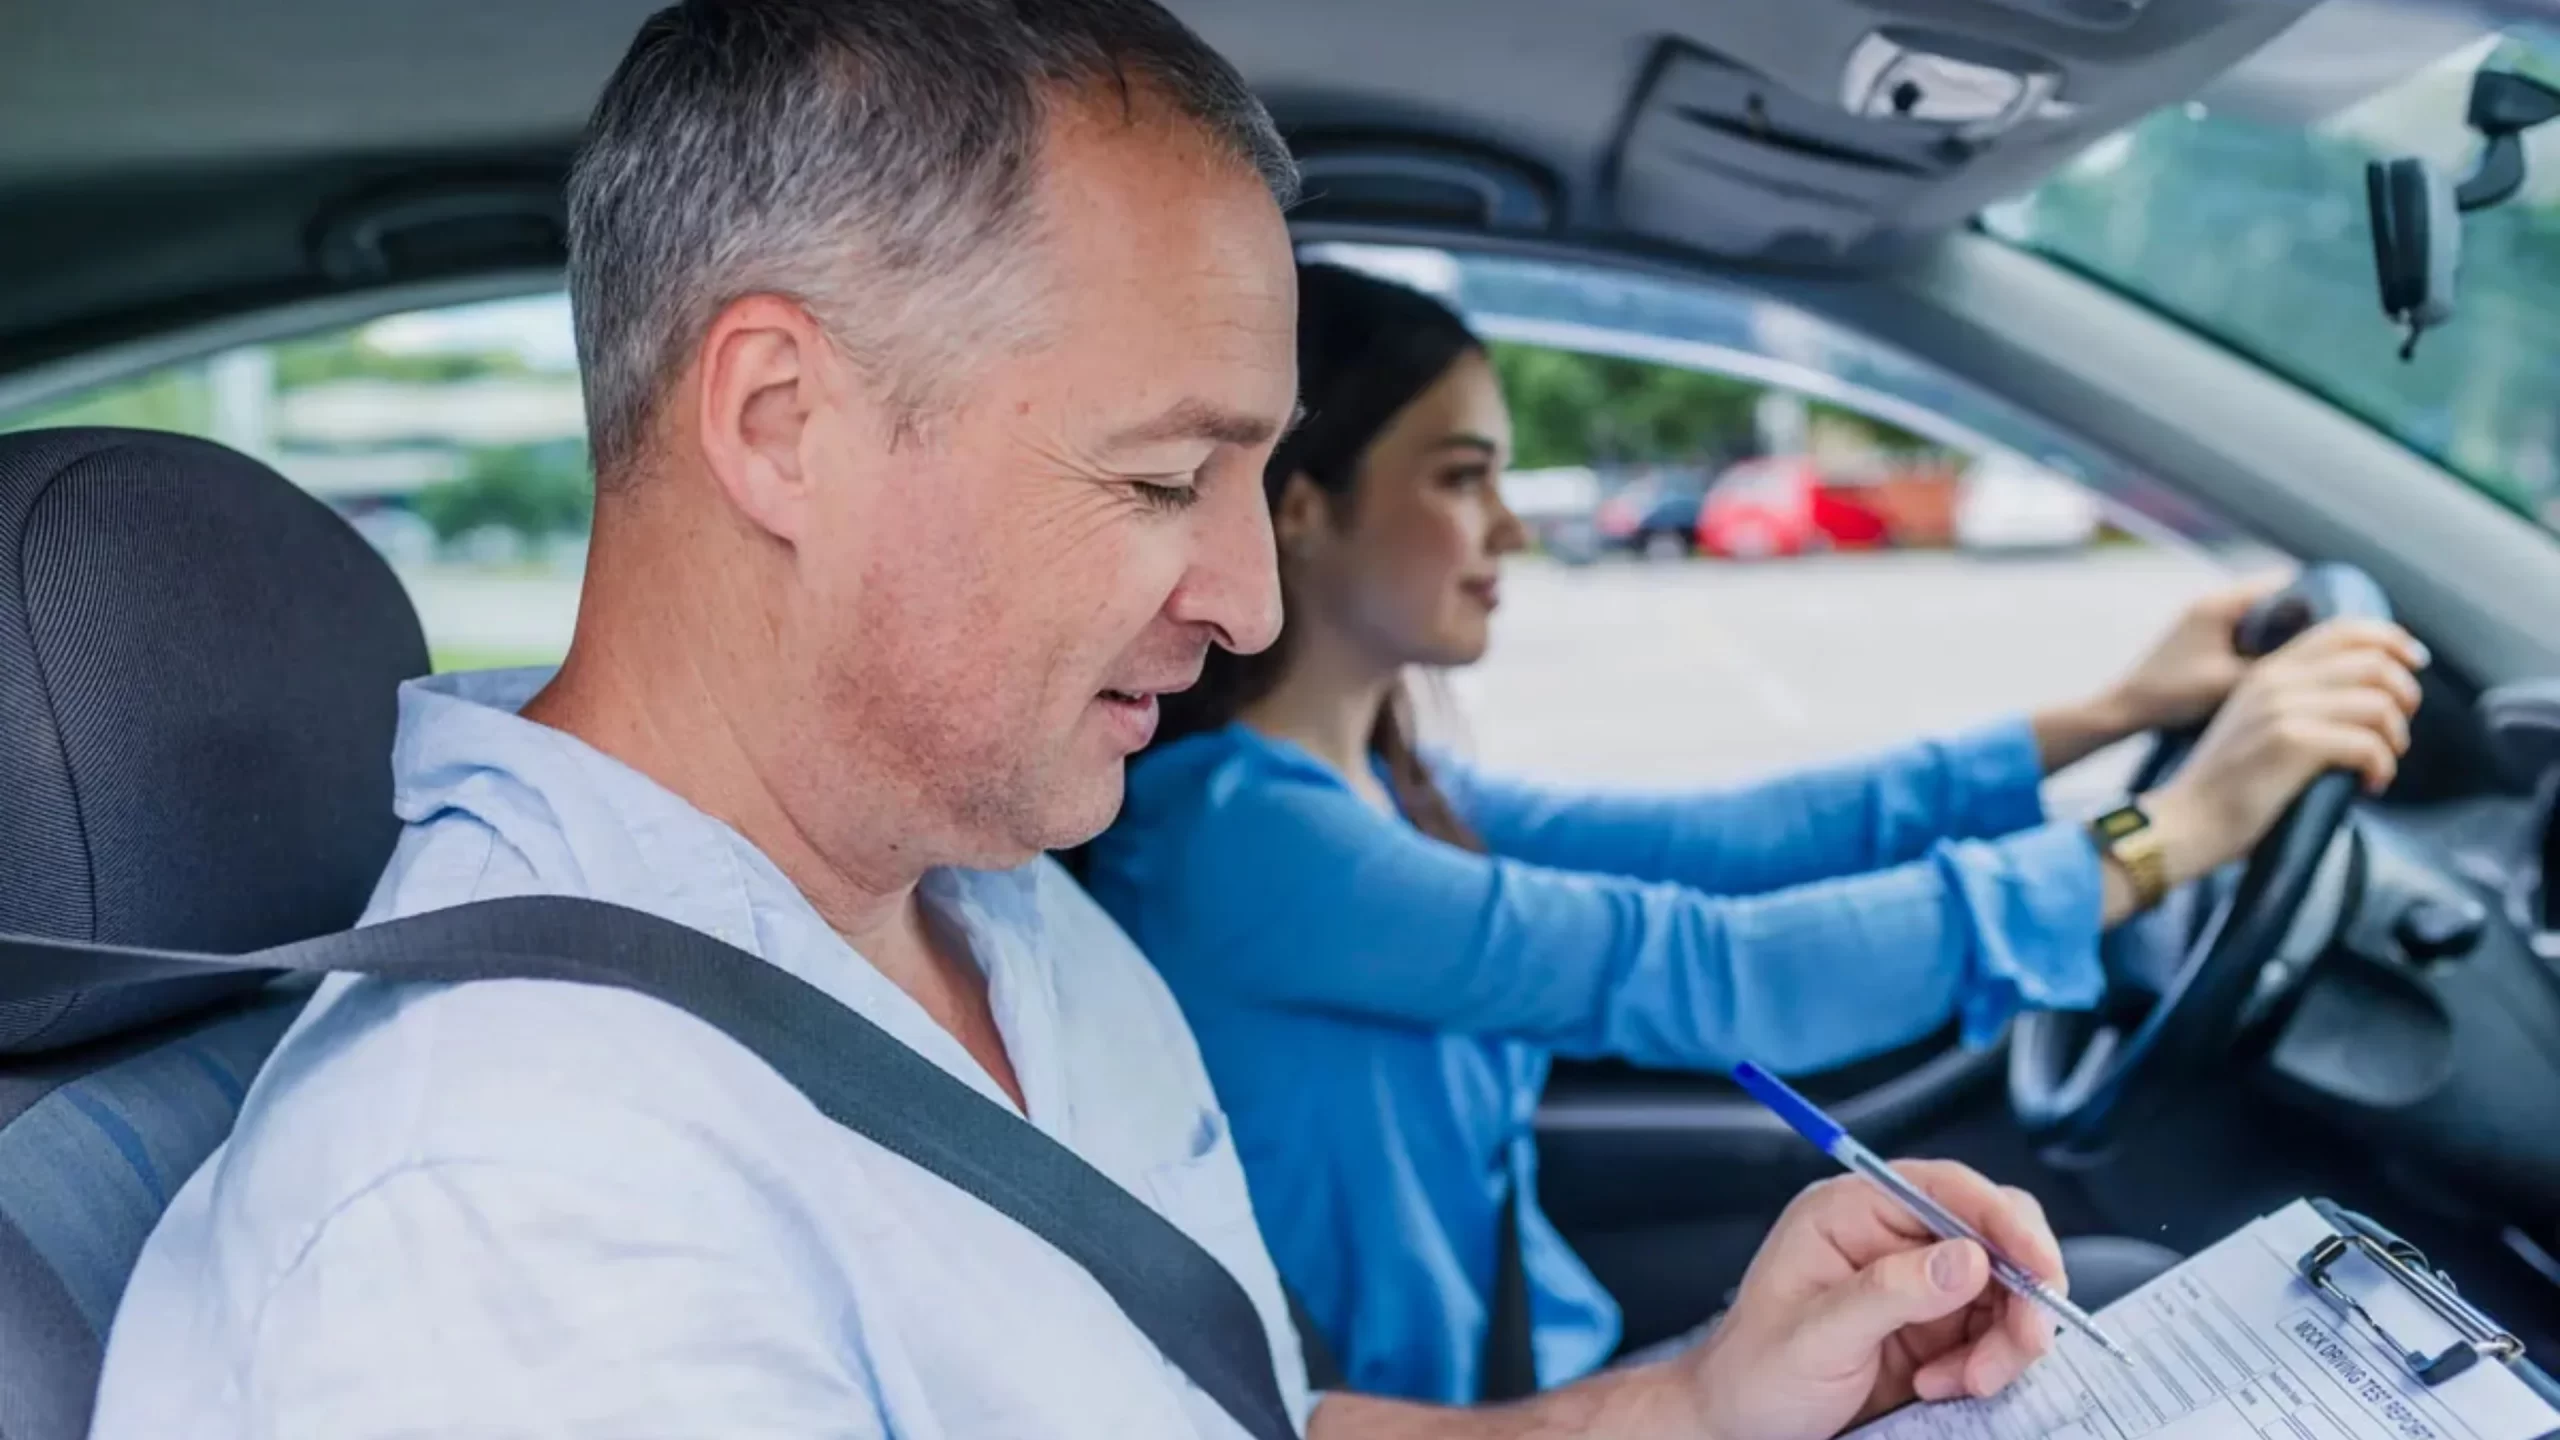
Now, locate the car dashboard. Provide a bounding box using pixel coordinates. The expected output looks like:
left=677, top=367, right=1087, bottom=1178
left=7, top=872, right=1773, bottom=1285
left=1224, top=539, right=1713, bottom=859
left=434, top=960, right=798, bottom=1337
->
left=2256, top=690, right=2560, bottom=1218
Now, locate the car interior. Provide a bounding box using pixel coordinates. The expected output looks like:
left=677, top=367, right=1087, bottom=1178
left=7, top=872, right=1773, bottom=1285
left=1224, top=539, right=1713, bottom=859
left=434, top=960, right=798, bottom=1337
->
left=8, top=0, right=2560, bottom=1436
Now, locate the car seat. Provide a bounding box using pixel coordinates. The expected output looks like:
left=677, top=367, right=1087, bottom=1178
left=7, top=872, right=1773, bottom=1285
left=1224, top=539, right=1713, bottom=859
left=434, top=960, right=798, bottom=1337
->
left=0, top=428, right=429, bottom=1440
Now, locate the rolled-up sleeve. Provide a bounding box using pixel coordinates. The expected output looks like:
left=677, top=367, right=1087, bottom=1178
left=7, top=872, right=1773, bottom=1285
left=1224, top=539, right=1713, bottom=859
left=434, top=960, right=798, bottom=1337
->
left=1433, top=720, right=2051, bottom=897
left=1169, top=760, right=2104, bottom=1073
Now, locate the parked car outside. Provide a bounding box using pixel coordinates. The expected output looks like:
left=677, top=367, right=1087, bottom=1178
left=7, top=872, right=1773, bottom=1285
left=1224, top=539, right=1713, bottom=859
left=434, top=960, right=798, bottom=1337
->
left=1954, top=449, right=2106, bottom=553
left=1595, top=472, right=1709, bottom=559
left=1699, top=456, right=1822, bottom=559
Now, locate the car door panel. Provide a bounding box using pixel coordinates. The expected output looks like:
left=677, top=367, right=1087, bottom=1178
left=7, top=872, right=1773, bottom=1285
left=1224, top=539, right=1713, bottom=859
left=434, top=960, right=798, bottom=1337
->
left=1534, top=1028, right=2120, bottom=1351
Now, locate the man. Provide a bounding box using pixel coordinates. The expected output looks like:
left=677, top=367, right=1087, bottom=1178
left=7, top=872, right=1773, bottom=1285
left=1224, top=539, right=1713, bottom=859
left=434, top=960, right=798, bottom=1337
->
left=90, top=3, right=2087, bottom=1437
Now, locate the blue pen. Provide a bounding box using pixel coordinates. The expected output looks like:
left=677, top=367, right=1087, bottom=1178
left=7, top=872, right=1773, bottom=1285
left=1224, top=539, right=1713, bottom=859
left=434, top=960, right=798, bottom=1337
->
left=1731, top=1061, right=2137, bottom=1369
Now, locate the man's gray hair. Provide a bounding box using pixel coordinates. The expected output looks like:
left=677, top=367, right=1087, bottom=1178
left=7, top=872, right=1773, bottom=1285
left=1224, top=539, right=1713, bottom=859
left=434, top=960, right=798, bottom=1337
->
left=567, top=0, right=1298, bottom=484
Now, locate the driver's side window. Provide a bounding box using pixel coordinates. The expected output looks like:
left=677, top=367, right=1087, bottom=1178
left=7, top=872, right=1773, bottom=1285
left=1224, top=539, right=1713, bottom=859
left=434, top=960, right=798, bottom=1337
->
left=0, top=259, right=2273, bottom=816
left=1309, top=243, right=2279, bottom=814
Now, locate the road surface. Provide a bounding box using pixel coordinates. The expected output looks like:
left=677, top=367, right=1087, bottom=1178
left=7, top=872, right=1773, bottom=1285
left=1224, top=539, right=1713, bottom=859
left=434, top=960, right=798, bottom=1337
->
left=1439, top=546, right=2235, bottom=807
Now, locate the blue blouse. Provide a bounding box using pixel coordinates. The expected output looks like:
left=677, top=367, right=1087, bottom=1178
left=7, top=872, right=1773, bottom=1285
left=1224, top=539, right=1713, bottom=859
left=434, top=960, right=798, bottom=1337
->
left=1081, top=720, right=2104, bottom=1404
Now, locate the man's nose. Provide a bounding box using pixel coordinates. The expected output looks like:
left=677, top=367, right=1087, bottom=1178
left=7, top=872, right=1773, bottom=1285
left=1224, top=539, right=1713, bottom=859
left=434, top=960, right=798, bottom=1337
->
left=1167, top=479, right=1283, bottom=655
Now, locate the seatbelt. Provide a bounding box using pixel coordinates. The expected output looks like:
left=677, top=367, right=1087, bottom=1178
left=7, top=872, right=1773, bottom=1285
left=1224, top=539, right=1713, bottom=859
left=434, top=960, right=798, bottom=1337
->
left=1481, top=1169, right=1539, bottom=1402
left=0, top=897, right=1300, bottom=1440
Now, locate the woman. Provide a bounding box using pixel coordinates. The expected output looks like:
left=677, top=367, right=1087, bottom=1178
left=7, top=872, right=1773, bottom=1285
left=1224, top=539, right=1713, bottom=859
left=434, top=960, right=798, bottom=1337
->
left=1078, top=264, right=2423, bottom=1404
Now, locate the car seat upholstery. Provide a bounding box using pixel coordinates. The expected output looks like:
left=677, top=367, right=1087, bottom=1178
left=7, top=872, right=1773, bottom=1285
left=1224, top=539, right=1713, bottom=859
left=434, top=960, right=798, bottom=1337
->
left=0, top=428, right=428, bottom=1440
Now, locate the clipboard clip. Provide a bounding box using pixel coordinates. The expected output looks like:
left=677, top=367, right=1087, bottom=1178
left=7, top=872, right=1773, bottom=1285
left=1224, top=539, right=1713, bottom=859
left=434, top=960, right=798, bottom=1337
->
left=2298, top=1201, right=2524, bottom=1387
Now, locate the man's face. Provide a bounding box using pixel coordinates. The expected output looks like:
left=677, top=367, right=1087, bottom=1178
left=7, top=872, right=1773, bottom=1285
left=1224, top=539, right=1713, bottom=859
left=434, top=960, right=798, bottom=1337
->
left=797, top=97, right=1297, bottom=865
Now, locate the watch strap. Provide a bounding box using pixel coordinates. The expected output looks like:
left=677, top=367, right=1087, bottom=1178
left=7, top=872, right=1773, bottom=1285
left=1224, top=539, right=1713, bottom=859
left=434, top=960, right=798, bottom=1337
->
left=2088, top=801, right=2169, bottom=912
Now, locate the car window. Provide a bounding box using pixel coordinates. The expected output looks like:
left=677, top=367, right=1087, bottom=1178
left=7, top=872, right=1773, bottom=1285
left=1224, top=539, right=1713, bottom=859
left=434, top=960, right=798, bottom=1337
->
left=0, top=294, right=586, bottom=671
left=1306, top=243, right=2268, bottom=808
left=4, top=253, right=2267, bottom=806
left=1988, top=26, right=2560, bottom=535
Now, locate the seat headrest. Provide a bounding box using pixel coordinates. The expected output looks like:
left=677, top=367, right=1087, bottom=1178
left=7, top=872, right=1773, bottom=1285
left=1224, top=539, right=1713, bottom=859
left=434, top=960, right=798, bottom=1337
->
left=0, top=428, right=429, bottom=1053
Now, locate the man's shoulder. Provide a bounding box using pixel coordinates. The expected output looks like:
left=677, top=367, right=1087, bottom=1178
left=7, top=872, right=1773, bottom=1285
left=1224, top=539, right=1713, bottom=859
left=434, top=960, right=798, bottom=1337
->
left=105, top=971, right=881, bottom=1440
left=198, top=959, right=831, bottom=1287
left=263, top=955, right=801, bottom=1148
left=233, top=789, right=813, bottom=1226
left=360, top=800, right=547, bottom=923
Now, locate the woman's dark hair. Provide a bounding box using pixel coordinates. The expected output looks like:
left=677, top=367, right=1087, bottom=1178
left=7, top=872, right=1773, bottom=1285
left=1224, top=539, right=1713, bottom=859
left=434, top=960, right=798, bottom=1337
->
left=1151, top=261, right=1487, bottom=850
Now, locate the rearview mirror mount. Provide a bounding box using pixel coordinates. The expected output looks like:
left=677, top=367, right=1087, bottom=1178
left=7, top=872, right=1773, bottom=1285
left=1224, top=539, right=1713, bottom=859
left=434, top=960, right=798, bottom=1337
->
left=2367, top=157, right=2460, bottom=361
left=2366, top=63, right=2560, bottom=361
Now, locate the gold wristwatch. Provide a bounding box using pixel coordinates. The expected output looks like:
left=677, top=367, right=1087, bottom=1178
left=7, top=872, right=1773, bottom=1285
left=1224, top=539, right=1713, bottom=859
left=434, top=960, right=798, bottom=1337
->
left=2088, top=801, right=2169, bottom=913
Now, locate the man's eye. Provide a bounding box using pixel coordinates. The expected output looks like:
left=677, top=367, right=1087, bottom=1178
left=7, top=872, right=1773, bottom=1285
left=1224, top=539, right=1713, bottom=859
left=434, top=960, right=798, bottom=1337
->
left=1132, top=480, right=1202, bottom=513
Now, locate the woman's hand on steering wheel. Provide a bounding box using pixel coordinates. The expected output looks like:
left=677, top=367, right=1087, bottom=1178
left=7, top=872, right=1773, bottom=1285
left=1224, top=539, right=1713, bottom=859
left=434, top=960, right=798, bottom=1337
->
left=2033, top=575, right=2289, bottom=773
left=2107, top=574, right=2294, bottom=732
left=2016, top=563, right=2415, bottom=1158
left=2134, top=616, right=2428, bottom=906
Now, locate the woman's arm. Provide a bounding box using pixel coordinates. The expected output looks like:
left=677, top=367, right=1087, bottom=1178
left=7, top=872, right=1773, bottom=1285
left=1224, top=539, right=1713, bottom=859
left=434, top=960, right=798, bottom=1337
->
left=2028, top=689, right=2149, bottom=774
left=1431, top=576, right=2301, bottom=897
left=1432, top=721, right=2055, bottom=897
left=1163, top=771, right=2109, bottom=1074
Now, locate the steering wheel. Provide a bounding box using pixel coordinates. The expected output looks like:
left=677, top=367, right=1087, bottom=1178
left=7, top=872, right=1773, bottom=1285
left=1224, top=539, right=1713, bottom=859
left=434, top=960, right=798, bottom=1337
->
left=2009, top=563, right=2388, bottom=1164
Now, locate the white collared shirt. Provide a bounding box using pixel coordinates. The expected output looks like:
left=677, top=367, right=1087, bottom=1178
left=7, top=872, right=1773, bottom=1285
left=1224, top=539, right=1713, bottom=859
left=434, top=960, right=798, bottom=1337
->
left=90, top=668, right=1312, bottom=1440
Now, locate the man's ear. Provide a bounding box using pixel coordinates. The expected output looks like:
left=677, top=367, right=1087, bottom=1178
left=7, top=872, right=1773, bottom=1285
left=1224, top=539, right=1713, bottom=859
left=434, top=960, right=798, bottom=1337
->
left=692, top=293, right=849, bottom=543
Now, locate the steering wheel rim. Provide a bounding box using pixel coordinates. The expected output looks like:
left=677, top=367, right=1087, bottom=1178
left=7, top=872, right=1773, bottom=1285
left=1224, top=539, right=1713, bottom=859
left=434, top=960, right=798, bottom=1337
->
left=2009, top=563, right=2389, bottom=1164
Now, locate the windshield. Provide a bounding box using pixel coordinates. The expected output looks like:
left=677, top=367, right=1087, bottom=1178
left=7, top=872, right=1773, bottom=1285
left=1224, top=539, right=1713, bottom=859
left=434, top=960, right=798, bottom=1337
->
left=1988, top=28, right=2560, bottom=534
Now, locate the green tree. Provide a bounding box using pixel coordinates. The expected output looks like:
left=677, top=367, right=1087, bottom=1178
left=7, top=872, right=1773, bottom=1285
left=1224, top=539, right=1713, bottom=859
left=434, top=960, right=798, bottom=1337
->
left=1490, top=341, right=1935, bottom=470
left=414, top=443, right=595, bottom=545
left=271, top=333, right=532, bottom=389
left=3, top=332, right=542, bottom=438
left=1, top=364, right=214, bottom=435
left=1490, top=342, right=1762, bottom=469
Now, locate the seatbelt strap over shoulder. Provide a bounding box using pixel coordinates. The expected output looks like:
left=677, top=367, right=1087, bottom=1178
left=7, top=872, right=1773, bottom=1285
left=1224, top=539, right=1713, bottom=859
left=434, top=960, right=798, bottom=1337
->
left=0, top=896, right=1302, bottom=1440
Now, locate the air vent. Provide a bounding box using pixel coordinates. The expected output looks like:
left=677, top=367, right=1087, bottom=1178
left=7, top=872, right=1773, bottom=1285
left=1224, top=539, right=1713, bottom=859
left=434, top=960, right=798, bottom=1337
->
left=1609, top=42, right=1966, bottom=259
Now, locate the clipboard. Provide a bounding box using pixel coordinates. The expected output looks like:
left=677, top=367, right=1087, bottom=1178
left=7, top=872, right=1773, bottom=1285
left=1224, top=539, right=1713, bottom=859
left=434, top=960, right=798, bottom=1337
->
left=1843, top=1195, right=2560, bottom=1440
left=2298, top=1198, right=2560, bottom=1425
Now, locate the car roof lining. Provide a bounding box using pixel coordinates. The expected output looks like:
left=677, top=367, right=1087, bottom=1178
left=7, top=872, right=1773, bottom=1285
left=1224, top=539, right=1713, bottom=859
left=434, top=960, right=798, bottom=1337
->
left=0, top=0, right=2329, bottom=190
left=0, top=0, right=2489, bottom=379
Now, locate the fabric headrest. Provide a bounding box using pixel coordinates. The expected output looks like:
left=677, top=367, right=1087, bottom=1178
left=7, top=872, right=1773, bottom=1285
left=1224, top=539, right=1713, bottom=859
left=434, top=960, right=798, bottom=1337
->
left=0, top=428, right=429, bottom=1053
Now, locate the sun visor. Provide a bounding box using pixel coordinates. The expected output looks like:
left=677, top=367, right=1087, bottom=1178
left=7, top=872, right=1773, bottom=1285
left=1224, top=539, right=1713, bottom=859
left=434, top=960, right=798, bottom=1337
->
left=2196, top=0, right=2496, bottom=124
left=1608, top=42, right=1987, bottom=262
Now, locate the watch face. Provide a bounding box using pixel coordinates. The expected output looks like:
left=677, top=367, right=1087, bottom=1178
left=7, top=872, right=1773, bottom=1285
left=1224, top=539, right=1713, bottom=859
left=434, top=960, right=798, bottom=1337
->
left=2094, top=806, right=2149, bottom=842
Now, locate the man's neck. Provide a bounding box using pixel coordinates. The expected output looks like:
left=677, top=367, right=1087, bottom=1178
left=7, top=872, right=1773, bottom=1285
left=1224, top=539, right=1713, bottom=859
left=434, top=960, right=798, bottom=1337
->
left=520, top=520, right=1028, bottom=1111
left=523, top=642, right=907, bottom=929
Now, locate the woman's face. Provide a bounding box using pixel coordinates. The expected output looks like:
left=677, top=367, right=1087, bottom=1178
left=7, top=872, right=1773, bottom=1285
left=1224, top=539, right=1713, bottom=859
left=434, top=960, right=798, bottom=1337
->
left=1281, top=348, right=1529, bottom=670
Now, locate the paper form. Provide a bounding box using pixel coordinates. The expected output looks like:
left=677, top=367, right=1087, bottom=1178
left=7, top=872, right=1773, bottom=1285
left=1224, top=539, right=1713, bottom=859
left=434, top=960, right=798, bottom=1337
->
left=1845, top=1202, right=2560, bottom=1440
